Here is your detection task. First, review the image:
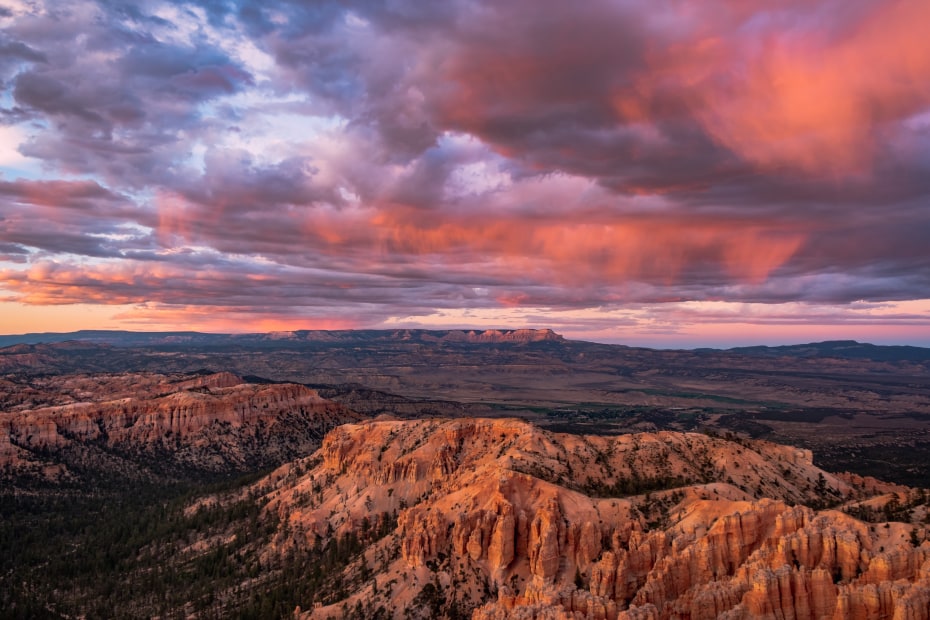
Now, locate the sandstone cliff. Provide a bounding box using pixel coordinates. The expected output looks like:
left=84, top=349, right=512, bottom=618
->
left=0, top=372, right=362, bottom=478
left=434, top=329, right=564, bottom=344
left=244, top=418, right=930, bottom=620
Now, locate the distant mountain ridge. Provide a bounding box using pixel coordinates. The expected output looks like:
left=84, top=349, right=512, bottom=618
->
left=0, top=327, right=564, bottom=348
left=717, top=340, right=930, bottom=363
left=2, top=330, right=928, bottom=362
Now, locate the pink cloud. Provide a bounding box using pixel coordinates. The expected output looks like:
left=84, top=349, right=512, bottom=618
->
left=694, top=0, right=930, bottom=174
left=2, top=0, right=930, bottom=344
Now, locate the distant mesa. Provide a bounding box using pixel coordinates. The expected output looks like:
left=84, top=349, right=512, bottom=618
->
left=433, top=328, right=564, bottom=344
left=0, top=327, right=565, bottom=348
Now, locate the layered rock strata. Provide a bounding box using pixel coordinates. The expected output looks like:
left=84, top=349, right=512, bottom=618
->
left=0, top=372, right=361, bottom=476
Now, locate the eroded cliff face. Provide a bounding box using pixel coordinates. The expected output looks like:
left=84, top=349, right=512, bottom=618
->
left=433, top=329, right=564, bottom=344
left=0, top=372, right=362, bottom=477
left=247, top=418, right=930, bottom=620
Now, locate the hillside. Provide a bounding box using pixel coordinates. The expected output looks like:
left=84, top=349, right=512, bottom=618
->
left=0, top=371, right=362, bottom=483
left=3, top=330, right=930, bottom=486
left=4, top=416, right=929, bottom=618
left=722, top=340, right=930, bottom=363
left=244, top=419, right=929, bottom=619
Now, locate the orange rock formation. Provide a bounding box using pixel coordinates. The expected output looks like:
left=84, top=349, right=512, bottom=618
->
left=249, top=418, right=929, bottom=620
left=0, top=372, right=360, bottom=475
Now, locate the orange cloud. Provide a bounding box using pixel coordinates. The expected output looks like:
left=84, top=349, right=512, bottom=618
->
left=693, top=0, right=930, bottom=174
left=373, top=206, right=805, bottom=287
left=722, top=230, right=805, bottom=284
left=0, top=261, right=184, bottom=305
left=156, top=190, right=193, bottom=243
left=436, top=0, right=930, bottom=183
left=111, top=305, right=358, bottom=333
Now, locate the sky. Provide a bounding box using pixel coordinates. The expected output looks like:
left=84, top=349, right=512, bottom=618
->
left=1, top=0, right=930, bottom=348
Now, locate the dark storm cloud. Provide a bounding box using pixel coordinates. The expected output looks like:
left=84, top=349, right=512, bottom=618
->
left=0, top=241, right=28, bottom=263
left=13, top=72, right=105, bottom=122
left=0, top=37, right=46, bottom=63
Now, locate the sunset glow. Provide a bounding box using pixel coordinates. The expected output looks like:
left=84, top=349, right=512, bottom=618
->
left=2, top=0, right=930, bottom=346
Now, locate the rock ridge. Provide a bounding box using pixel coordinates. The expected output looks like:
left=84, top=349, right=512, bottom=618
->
left=242, top=418, right=930, bottom=619
left=0, top=372, right=362, bottom=477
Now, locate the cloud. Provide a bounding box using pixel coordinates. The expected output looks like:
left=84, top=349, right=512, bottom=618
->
left=0, top=35, right=45, bottom=64
left=0, top=179, right=157, bottom=258
left=693, top=0, right=930, bottom=175
left=0, top=0, right=929, bottom=343
left=5, top=1, right=254, bottom=187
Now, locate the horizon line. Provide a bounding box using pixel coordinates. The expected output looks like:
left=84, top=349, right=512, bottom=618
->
left=1, top=327, right=928, bottom=351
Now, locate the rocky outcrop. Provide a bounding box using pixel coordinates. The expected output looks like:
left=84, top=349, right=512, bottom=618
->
left=0, top=373, right=362, bottom=477
left=473, top=507, right=930, bottom=620
left=488, top=503, right=517, bottom=576
left=243, top=418, right=930, bottom=620
left=528, top=498, right=566, bottom=581
left=436, top=329, right=564, bottom=344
